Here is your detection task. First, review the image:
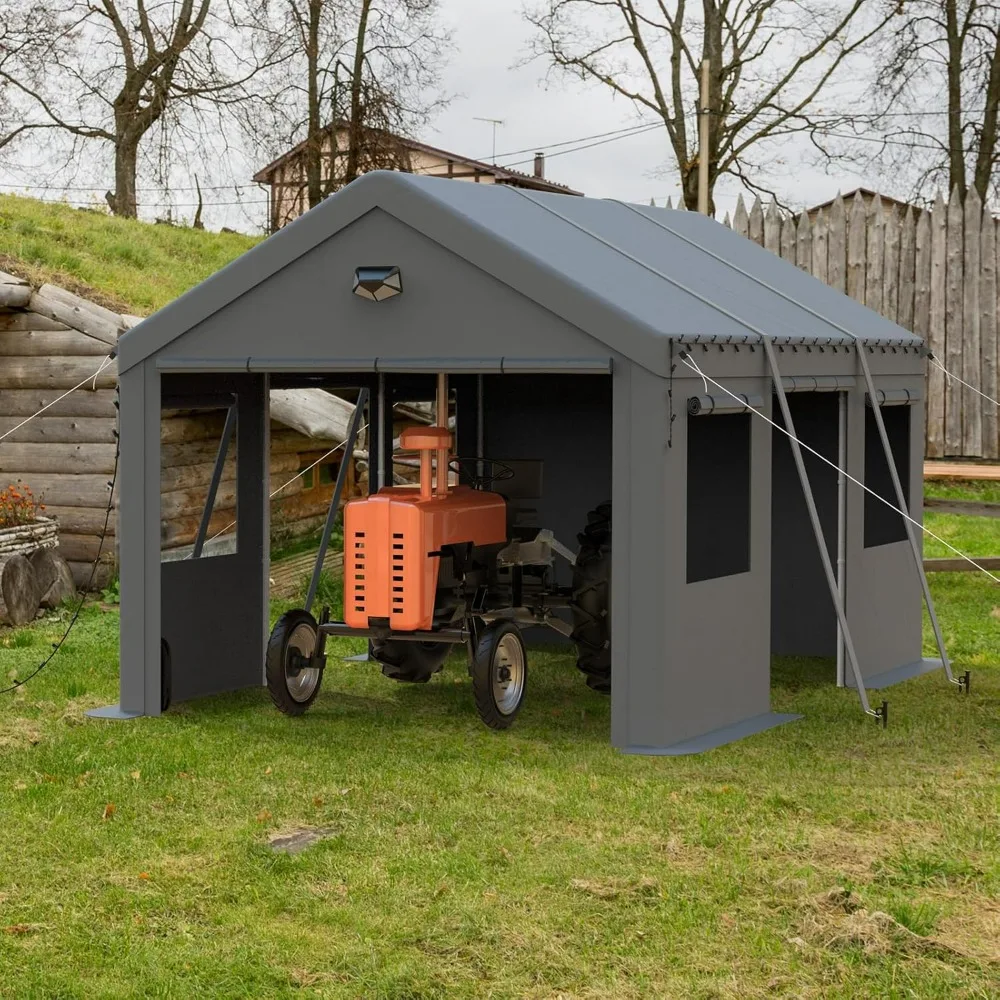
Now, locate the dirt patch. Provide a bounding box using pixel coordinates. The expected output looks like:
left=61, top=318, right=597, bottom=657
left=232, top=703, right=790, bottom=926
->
left=569, top=876, right=660, bottom=901
left=268, top=826, right=337, bottom=854
left=797, top=886, right=966, bottom=960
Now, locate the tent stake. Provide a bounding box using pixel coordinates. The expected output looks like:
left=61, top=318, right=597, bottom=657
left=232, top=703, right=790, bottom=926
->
left=305, top=387, right=369, bottom=615
left=763, top=340, right=878, bottom=720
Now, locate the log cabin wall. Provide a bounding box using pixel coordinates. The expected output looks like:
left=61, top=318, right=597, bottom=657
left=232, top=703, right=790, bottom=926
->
left=0, top=271, right=359, bottom=588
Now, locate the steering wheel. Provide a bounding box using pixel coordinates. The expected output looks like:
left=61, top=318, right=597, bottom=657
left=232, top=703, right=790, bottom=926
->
left=448, top=456, right=516, bottom=491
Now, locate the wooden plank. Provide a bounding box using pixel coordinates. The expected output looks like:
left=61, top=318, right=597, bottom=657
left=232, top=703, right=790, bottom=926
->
left=733, top=195, right=749, bottom=239
left=0, top=388, right=117, bottom=418
left=780, top=211, right=796, bottom=262
left=883, top=203, right=900, bottom=324
left=828, top=196, right=846, bottom=293
left=865, top=193, right=884, bottom=314
left=0, top=442, right=118, bottom=475
left=795, top=210, right=811, bottom=272
left=847, top=191, right=867, bottom=304
left=160, top=472, right=303, bottom=519
left=0, top=285, right=31, bottom=309
left=764, top=200, right=781, bottom=255
left=160, top=411, right=229, bottom=444
left=924, top=556, right=1000, bottom=572
left=69, top=560, right=114, bottom=591
left=28, top=288, right=121, bottom=346
left=0, top=474, right=117, bottom=508
left=0, top=356, right=116, bottom=390
left=0, top=416, right=115, bottom=444
left=811, top=207, right=828, bottom=284
left=988, top=218, right=1000, bottom=459
left=42, top=505, right=117, bottom=536
left=945, top=187, right=965, bottom=455
left=57, top=532, right=115, bottom=564
left=160, top=453, right=299, bottom=492
left=928, top=194, right=947, bottom=457
left=963, top=189, right=983, bottom=456
left=924, top=460, right=1000, bottom=479
left=898, top=206, right=916, bottom=332
left=159, top=429, right=342, bottom=468
left=0, top=328, right=113, bottom=357
left=0, top=312, right=70, bottom=332
left=748, top=196, right=764, bottom=246
left=923, top=497, right=1000, bottom=517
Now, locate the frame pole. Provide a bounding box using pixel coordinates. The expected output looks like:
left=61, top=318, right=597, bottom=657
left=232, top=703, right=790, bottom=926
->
left=305, top=387, right=369, bottom=614
left=855, top=349, right=955, bottom=683
left=836, top=390, right=847, bottom=687
left=192, top=404, right=237, bottom=559
left=764, top=341, right=875, bottom=716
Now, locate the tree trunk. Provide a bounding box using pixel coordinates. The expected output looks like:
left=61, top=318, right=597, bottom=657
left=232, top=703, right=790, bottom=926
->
left=344, top=0, right=373, bottom=187
left=0, top=554, right=40, bottom=626
left=112, top=139, right=139, bottom=218
left=945, top=0, right=967, bottom=200
left=974, top=31, right=1000, bottom=204
left=29, top=548, right=76, bottom=608
left=306, top=0, right=324, bottom=209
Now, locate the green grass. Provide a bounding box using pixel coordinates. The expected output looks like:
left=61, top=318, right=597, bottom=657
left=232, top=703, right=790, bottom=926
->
left=1, top=573, right=999, bottom=998
left=921, top=480, right=1000, bottom=561
left=0, top=193, right=259, bottom=314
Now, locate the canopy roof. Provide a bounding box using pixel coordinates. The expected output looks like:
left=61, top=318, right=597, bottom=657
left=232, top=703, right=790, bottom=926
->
left=119, top=172, right=921, bottom=375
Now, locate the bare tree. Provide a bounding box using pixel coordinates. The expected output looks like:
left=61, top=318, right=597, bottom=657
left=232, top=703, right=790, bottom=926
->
left=0, top=0, right=283, bottom=217
left=525, top=1, right=894, bottom=212
left=254, top=0, right=449, bottom=218
left=856, top=1, right=1000, bottom=204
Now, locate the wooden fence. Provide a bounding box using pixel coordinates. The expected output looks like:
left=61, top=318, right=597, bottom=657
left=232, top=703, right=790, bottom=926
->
left=670, top=188, right=1000, bottom=460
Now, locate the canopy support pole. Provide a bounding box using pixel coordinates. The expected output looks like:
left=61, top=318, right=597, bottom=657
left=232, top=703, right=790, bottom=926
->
left=192, top=404, right=237, bottom=559
left=836, top=390, right=847, bottom=687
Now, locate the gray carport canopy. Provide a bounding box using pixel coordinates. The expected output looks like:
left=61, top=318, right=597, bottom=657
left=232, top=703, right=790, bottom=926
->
left=104, top=171, right=943, bottom=755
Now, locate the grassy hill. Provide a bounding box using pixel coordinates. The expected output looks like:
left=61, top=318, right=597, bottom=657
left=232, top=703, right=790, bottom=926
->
left=0, top=193, right=261, bottom=316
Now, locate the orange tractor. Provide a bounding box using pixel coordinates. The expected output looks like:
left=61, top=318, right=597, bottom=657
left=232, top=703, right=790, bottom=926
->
left=265, top=378, right=610, bottom=729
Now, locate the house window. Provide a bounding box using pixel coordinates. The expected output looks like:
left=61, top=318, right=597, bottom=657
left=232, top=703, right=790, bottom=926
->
left=686, top=413, right=752, bottom=583
left=299, top=454, right=339, bottom=492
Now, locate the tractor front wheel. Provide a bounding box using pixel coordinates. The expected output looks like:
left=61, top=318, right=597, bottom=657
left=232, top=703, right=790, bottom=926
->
left=472, top=621, right=527, bottom=730
left=266, top=609, right=323, bottom=715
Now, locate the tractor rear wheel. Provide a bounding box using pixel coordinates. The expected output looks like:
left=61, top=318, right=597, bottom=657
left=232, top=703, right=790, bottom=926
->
left=472, top=621, right=527, bottom=729
left=570, top=503, right=611, bottom=694
left=266, top=609, right=322, bottom=715
left=373, top=639, right=451, bottom=683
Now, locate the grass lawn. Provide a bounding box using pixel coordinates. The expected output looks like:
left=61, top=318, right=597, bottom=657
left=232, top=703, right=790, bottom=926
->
left=0, top=193, right=259, bottom=315
left=1, top=561, right=999, bottom=998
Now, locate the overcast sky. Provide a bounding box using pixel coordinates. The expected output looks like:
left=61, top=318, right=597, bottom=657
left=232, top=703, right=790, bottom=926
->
left=0, top=0, right=886, bottom=232
left=422, top=0, right=875, bottom=221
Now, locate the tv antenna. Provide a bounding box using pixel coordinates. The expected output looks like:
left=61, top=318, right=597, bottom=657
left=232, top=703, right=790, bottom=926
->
left=474, top=117, right=505, bottom=163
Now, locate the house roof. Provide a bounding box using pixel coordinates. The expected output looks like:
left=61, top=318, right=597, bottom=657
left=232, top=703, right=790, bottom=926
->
left=252, top=124, right=583, bottom=196
left=806, top=188, right=924, bottom=217
left=119, top=171, right=921, bottom=376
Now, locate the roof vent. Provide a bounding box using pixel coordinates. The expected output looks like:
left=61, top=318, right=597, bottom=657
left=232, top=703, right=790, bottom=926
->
left=533, top=152, right=545, bottom=179
left=353, top=266, right=402, bottom=301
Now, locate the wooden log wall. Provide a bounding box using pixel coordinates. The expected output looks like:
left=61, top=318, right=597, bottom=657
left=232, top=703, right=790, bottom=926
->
left=721, top=189, right=1000, bottom=460
left=0, top=281, right=360, bottom=588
